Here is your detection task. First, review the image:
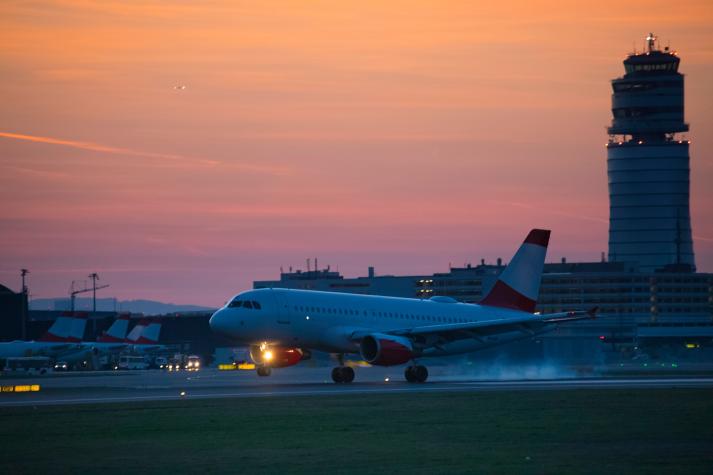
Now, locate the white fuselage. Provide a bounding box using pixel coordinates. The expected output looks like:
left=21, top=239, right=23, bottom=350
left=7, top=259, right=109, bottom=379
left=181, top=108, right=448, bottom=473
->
left=0, top=340, right=84, bottom=359
left=209, top=288, right=552, bottom=357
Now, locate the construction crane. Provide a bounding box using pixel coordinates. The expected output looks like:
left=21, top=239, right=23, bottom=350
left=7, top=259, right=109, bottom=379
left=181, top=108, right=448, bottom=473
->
left=69, top=274, right=109, bottom=312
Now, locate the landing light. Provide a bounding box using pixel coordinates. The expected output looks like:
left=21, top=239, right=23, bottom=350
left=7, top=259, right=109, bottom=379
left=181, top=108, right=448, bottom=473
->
left=264, top=350, right=274, bottom=362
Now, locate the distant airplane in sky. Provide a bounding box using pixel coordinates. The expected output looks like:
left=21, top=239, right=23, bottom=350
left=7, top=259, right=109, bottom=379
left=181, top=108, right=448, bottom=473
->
left=173, top=85, right=187, bottom=90
left=210, top=229, right=597, bottom=383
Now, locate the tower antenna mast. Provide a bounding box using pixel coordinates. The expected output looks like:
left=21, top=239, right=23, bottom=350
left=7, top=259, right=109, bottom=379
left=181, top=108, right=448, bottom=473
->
left=646, top=32, right=657, bottom=52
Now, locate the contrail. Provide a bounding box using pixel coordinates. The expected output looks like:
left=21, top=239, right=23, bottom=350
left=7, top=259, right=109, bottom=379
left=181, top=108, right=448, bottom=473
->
left=0, top=131, right=289, bottom=175
left=497, top=200, right=608, bottom=224
left=693, top=234, right=713, bottom=243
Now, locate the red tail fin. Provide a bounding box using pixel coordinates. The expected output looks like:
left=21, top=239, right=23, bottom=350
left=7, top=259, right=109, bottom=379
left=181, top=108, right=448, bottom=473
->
left=480, top=229, right=550, bottom=313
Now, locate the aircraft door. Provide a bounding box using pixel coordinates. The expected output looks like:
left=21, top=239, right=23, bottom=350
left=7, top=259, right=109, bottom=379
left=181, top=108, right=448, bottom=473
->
left=273, top=291, right=290, bottom=324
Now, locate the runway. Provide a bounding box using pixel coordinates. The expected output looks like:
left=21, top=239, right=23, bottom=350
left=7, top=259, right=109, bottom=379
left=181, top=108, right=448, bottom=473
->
left=2, top=367, right=713, bottom=407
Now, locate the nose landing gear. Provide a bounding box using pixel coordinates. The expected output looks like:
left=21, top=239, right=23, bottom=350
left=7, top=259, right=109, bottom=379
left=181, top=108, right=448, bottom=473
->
left=331, top=366, right=355, bottom=383
left=405, top=365, right=428, bottom=383
left=256, top=366, right=272, bottom=377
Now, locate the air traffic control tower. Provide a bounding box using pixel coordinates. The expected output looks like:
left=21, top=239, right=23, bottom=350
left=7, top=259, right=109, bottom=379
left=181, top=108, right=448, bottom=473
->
left=606, top=33, right=695, bottom=272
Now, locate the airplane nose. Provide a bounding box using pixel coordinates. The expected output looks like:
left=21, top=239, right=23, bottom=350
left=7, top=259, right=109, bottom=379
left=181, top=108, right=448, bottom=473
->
left=209, top=309, right=228, bottom=334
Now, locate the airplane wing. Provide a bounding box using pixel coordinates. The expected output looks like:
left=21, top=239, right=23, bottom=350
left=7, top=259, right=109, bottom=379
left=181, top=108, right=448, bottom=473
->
left=353, top=307, right=597, bottom=342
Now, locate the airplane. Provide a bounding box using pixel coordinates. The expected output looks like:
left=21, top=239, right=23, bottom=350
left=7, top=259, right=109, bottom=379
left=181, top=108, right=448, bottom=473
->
left=0, top=311, right=84, bottom=358
left=61, top=316, right=165, bottom=368
left=77, top=313, right=132, bottom=354
left=124, top=318, right=165, bottom=353
left=57, top=315, right=166, bottom=366
left=209, top=229, right=597, bottom=383
left=97, top=313, right=131, bottom=343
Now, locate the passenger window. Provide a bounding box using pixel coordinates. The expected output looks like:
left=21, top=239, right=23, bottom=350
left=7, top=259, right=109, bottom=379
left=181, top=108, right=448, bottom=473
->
left=243, top=301, right=253, bottom=309
left=252, top=301, right=261, bottom=310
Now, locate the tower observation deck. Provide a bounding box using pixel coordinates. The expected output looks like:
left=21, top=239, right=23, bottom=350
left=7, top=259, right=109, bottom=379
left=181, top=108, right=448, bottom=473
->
left=606, top=33, right=695, bottom=272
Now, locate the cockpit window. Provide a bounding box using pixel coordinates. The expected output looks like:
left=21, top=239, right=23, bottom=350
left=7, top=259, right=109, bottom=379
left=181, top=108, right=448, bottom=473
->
left=228, top=298, right=261, bottom=310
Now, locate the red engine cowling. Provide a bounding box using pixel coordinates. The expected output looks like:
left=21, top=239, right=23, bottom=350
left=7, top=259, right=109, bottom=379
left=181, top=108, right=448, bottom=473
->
left=360, top=334, right=414, bottom=366
left=250, top=346, right=309, bottom=368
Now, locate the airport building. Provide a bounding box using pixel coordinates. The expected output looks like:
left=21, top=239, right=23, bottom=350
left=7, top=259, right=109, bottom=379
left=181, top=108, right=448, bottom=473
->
left=0, top=284, right=28, bottom=341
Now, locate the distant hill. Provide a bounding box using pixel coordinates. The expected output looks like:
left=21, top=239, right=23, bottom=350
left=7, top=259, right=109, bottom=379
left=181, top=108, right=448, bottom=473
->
left=29, top=297, right=214, bottom=315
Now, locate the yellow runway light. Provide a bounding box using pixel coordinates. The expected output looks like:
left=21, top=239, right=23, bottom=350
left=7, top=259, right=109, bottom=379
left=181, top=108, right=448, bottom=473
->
left=1, top=385, right=40, bottom=393
left=238, top=363, right=256, bottom=370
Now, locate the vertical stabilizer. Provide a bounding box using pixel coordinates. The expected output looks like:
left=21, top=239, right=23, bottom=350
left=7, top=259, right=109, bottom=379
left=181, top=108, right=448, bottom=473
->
left=125, top=319, right=148, bottom=343
left=67, top=312, right=89, bottom=342
left=38, top=312, right=75, bottom=342
left=479, top=229, right=550, bottom=313
left=136, top=318, right=162, bottom=344
left=97, top=313, right=130, bottom=342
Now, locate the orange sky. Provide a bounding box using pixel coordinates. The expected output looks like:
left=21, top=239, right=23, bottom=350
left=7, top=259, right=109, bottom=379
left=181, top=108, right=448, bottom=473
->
left=1, top=1, right=712, bottom=305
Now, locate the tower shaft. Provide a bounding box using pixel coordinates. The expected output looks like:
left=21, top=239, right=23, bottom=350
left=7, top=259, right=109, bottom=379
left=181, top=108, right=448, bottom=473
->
left=606, top=34, right=695, bottom=272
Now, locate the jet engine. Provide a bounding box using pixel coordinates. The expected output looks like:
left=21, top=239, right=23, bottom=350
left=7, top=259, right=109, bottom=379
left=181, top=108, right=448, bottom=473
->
left=360, top=334, right=414, bottom=366
left=250, top=346, right=310, bottom=368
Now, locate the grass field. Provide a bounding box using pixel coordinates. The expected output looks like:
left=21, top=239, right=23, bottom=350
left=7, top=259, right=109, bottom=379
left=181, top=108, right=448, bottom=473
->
left=1, top=389, right=712, bottom=474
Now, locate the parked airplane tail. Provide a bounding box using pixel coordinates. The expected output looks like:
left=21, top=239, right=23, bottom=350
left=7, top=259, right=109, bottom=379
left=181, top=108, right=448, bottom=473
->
left=37, top=311, right=76, bottom=342
left=135, top=318, right=162, bottom=344
left=479, top=228, right=550, bottom=313
left=67, top=312, right=89, bottom=342
left=97, top=313, right=130, bottom=342
left=125, top=319, right=148, bottom=343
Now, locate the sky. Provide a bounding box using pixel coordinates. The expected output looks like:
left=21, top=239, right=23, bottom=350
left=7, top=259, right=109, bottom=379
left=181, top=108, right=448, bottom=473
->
left=1, top=0, right=712, bottom=306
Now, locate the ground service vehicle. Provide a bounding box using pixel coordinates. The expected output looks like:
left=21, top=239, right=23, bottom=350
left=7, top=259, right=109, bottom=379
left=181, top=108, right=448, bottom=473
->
left=117, top=355, right=149, bottom=370
left=2, top=357, right=52, bottom=375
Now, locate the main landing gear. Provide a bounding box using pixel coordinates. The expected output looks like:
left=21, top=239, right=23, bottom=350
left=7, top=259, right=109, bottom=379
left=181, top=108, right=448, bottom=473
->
left=331, top=366, right=355, bottom=383
left=331, top=354, right=354, bottom=383
left=256, top=366, right=272, bottom=377
left=405, top=365, right=428, bottom=383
